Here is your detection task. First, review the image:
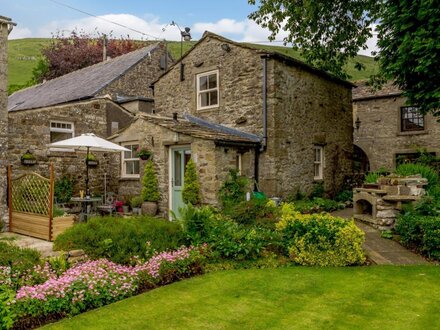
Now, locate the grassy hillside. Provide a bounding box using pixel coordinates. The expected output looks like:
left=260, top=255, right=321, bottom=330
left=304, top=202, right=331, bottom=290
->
left=7, top=38, right=50, bottom=87
left=7, top=38, right=377, bottom=88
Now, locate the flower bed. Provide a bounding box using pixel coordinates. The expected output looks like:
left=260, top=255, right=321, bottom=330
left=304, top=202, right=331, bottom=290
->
left=2, top=246, right=206, bottom=330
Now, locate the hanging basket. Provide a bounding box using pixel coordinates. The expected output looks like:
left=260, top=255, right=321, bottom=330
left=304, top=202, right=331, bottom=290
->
left=21, top=150, right=37, bottom=166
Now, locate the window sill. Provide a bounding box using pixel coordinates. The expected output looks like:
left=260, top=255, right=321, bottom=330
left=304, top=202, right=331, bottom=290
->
left=397, top=130, right=428, bottom=136
left=197, top=105, right=219, bottom=112
left=119, top=177, right=140, bottom=181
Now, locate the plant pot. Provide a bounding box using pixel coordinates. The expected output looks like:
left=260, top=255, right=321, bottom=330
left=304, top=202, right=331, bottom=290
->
left=142, top=201, right=158, bottom=216
left=132, top=207, right=142, bottom=215
left=21, top=158, right=37, bottom=165
left=122, top=205, right=129, bottom=214
left=86, top=159, right=99, bottom=167
left=139, top=155, right=151, bottom=160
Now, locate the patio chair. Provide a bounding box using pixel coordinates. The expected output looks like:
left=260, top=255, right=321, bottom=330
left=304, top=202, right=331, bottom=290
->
left=98, top=192, right=116, bottom=216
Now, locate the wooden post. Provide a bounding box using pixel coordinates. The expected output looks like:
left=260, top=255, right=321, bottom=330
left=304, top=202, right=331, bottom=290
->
left=7, top=165, right=12, bottom=232
left=48, top=162, right=54, bottom=241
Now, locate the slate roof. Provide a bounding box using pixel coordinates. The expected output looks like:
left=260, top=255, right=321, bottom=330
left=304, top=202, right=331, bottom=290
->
left=132, top=113, right=261, bottom=145
left=8, top=43, right=161, bottom=112
left=352, top=81, right=402, bottom=101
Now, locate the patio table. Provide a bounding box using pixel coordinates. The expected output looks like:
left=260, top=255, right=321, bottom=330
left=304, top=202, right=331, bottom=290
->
left=70, top=197, right=102, bottom=221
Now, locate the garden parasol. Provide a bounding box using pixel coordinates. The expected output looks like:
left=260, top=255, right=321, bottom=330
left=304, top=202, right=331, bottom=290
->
left=48, top=133, right=129, bottom=198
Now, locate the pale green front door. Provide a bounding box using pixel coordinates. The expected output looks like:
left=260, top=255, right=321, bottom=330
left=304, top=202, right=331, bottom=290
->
left=171, top=147, right=191, bottom=219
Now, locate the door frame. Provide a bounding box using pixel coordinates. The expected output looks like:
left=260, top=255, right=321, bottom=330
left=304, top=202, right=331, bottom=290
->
left=168, top=145, right=191, bottom=220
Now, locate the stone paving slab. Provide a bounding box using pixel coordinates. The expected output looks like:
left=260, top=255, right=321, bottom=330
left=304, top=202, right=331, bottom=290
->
left=0, top=232, right=57, bottom=258
left=332, top=208, right=431, bottom=265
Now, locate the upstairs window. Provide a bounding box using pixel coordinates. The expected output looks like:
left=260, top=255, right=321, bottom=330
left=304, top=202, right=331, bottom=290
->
left=197, top=70, right=219, bottom=110
left=401, top=106, right=424, bottom=132
left=314, top=146, right=324, bottom=180
left=50, top=121, right=74, bottom=143
left=121, top=143, right=140, bottom=178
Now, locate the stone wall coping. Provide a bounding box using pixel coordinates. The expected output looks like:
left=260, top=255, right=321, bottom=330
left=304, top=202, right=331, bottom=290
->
left=354, top=188, right=387, bottom=194
left=382, top=195, right=420, bottom=202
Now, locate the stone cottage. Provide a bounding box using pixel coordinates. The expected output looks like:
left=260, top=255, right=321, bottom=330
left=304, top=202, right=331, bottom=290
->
left=7, top=42, right=171, bottom=196
left=113, top=32, right=354, bottom=217
left=0, top=16, right=15, bottom=229
left=353, top=81, right=440, bottom=172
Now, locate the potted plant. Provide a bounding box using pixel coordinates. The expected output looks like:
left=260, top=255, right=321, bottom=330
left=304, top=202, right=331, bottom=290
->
left=130, top=195, right=143, bottom=215
left=86, top=153, right=98, bottom=167
left=141, top=160, right=160, bottom=216
left=21, top=150, right=37, bottom=165
left=182, top=159, right=201, bottom=205
left=136, top=147, right=152, bottom=160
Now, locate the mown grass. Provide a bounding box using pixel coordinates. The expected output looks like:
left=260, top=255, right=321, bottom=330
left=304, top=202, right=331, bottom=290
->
left=8, top=38, right=376, bottom=89
left=45, top=266, right=440, bottom=330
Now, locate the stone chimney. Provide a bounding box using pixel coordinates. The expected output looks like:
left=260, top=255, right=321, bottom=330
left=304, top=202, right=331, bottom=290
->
left=0, top=16, right=15, bottom=230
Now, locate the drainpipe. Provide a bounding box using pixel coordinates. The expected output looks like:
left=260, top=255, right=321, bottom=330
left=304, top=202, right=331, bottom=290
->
left=261, top=54, right=269, bottom=152
left=254, top=146, right=260, bottom=191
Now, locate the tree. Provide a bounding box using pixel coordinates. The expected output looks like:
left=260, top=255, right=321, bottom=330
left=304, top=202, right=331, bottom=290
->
left=141, top=161, right=160, bottom=202
left=248, top=0, right=440, bottom=115
left=182, top=159, right=201, bottom=205
left=248, top=0, right=382, bottom=80
left=32, top=30, right=148, bottom=83
left=375, top=0, right=440, bottom=115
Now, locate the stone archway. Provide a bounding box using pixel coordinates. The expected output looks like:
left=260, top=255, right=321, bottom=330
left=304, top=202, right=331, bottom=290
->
left=353, top=145, right=370, bottom=174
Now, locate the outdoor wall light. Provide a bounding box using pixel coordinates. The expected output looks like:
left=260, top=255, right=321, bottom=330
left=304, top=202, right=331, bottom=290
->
left=355, top=117, right=361, bottom=131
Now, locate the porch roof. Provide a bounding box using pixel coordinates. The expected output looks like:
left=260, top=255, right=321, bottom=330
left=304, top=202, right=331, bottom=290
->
left=136, top=113, right=261, bottom=146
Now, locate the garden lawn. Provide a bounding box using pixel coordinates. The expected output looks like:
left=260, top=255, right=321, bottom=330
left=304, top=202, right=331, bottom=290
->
left=45, top=266, right=440, bottom=330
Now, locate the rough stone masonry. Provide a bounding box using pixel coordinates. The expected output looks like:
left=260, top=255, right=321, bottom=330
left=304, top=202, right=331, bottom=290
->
left=0, top=16, right=15, bottom=230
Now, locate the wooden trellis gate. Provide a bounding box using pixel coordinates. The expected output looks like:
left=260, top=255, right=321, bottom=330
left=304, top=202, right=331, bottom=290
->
left=7, top=164, right=61, bottom=241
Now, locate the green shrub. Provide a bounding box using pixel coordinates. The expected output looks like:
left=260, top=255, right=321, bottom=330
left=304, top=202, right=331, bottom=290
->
left=227, top=198, right=279, bottom=228
left=182, top=159, right=201, bottom=205
left=0, top=285, right=16, bottom=330
left=396, top=213, right=440, bottom=260
left=178, top=204, right=282, bottom=261
left=142, top=161, right=160, bottom=202
left=54, top=216, right=184, bottom=264
left=335, top=189, right=353, bottom=203
left=218, top=169, right=250, bottom=210
left=208, top=218, right=280, bottom=261
left=364, top=167, right=390, bottom=184
left=310, top=182, right=324, bottom=198
left=178, top=204, right=215, bottom=245
left=276, top=204, right=365, bottom=266
left=395, top=163, right=439, bottom=189
left=292, top=197, right=342, bottom=214
left=0, top=241, right=41, bottom=275
left=130, top=196, right=143, bottom=208
left=54, top=176, right=74, bottom=204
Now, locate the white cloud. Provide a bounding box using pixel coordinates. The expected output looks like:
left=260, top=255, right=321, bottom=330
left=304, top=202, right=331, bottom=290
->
left=10, top=13, right=377, bottom=56
left=9, top=26, right=33, bottom=39
left=358, top=24, right=378, bottom=57
left=193, top=18, right=246, bottom=35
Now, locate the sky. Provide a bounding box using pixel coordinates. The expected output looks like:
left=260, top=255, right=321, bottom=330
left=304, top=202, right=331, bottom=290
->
left=1, top=0, right=377, bottom=56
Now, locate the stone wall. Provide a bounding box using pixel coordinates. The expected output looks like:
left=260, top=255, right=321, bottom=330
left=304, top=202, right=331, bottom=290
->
left=0, top=17, right=14, bottom=230
left=98, top=43, right=169, bottom=99
left=8, top=99, right=132, bottom=197
left=354, top=96, right=440, bottom=171
left=270, top=60, right=353, bottom=196
left=154, top=34, right=352, bottom=198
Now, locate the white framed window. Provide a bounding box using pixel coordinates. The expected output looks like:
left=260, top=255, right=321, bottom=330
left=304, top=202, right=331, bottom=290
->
left=196, top=70, right=219, bottom=110
left=314, top=146, right=324, bottom=180
left=236, top=153, right=242, bottom=175
left=50, top=121, right=74, bottom=152
left=121, top=143, right=140, bottom=178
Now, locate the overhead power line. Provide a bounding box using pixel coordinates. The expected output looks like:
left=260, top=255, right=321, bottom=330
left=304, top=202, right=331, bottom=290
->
left=48, top=0, right=161, bottom=40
